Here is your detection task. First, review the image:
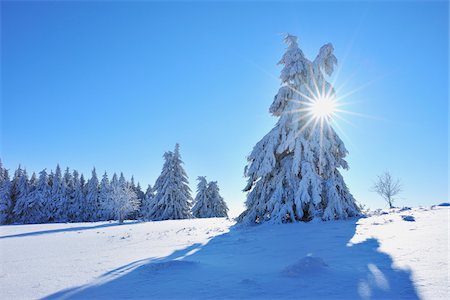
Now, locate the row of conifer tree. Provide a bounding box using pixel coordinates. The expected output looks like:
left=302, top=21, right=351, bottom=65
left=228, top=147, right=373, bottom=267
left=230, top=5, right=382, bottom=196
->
left=0, top=144, right=228, bottom=224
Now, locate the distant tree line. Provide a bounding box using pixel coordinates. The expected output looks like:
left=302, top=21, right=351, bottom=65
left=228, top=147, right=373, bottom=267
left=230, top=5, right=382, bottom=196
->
left=0, top=144, right=228, bottom=224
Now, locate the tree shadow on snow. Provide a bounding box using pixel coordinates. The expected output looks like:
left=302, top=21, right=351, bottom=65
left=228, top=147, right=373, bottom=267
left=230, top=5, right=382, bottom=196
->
left=0, top=221, right=140, bottom=240
left=44, top=219, right=419, bottom=299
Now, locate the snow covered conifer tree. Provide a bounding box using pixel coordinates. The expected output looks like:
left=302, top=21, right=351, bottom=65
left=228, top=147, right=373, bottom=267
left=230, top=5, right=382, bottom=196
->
left=148, top=144, right=192, bottom=220
left=99, top=172, right=112, bottom=220
left=140, top=184, right=155, bottom=220
left=62, top=168, right=75, bottom=222
left=135, top=182, right=145, bottom=201
left=193, top=177, right=228, bottom=218
left=192, top=176, right=209, bottom=218
left=11, top=169, right=31, bottom=223
left=207, top=181, right=228, bottom=218
left=30, top=169, right=51, bottom=223
left=84, top=168, right=100, bottom=221
left=51, top=164, right=67, bottom=222
left=238, top=35, right=360, bottom=224
left=68, top=170, right=83, bottom=222
left=0, top=167, right=12, bottom=224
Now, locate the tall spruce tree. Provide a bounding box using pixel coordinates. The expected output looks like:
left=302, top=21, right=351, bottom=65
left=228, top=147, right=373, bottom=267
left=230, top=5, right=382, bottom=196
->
left=148, top=144, right=192, bottom=220
left=238, top=35, right=360, bottom=224
left=11, top=169, right=30, bottom=223
left=192, top=176, right=209, bottom=218
left=206, top=181, right=228, bottom=218
left=0, top=165, right=12, bottom=224
left=84, top=168, right=99, bottom=221
left=140, top=184, right=155, bottom=220
left=70, top=170, right=84, bottom=222
left=32, top=169, right=52, bottom=223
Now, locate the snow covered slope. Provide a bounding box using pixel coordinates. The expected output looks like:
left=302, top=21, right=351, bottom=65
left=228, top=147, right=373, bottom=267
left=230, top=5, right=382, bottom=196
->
left=0, top=206, right=448, bottom=299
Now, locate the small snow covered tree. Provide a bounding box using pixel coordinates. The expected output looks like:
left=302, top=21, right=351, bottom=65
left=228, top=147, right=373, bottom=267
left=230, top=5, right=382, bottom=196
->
left=84, top=168, right=100, bottom=221
left=140, top=184, right=155, bottom=220
left=207, top=181, right=228, bottom=218
left=193, top=177, right=229, bottom=218
left=148, top=144, right=192, bottom=220
left=110, top=176, right=139, bottom=223
left=0, top=166, right=12, bottom=224
left=371, top=171, right=402, bottom=208
left=238, top=35, right=360, bottom=224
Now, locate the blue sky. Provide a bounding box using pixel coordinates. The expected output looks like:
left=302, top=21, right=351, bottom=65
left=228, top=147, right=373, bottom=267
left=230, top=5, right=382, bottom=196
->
left=1, top=1, right=448, bottom=216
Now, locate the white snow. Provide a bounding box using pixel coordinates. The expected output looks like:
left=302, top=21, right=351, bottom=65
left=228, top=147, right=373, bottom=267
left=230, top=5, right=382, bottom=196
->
left=0, top=206, right=448, bottom=299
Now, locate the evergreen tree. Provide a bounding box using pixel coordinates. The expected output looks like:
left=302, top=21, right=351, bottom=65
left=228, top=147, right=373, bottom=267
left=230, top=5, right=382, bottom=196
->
left=148, top=144, right=192, bottom=220
left=11, top=169, right=31, bottom=223
left=51, top=164, right=66, bottom=222
left=0, top=166, right=12, bottom=224
left=70, top=170, right=84, bottom=222
left=135, top=182, right=145, bottom=201
left=192, top=176, right=209, bottom=218
left=192, top=177, right=228, bottom=218
left=31, top=169, right=51, bottom=223
left=99, top=172, right=112, bottom=220
left=206, top=181, right=228, bottom=218
left=140, top=184, right=155, bottom=220
left=84, top=168, right=99, bottom=221
left=238, top=35, right=360, bottom=224
left=63, top=168, right=75, bottom=222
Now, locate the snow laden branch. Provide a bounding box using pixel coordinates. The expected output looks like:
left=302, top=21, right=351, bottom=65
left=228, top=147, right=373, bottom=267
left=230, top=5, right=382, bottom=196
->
left=238, top=35, right=360, bottom=224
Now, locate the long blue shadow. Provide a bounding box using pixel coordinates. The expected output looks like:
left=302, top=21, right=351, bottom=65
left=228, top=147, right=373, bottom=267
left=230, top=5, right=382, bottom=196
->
left=44, top=219, right=420, bottom=299
left=0, top=221, right=140, bottom=239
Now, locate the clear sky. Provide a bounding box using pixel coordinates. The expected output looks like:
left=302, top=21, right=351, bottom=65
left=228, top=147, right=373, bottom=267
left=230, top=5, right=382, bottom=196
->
left=1, top=1, right=448, bottom=216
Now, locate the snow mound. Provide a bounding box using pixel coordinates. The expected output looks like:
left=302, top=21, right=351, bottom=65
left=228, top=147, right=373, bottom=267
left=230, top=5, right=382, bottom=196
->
left=401, top=215, right=415, bottom=222
left=282, top=256, right=328, bottom=276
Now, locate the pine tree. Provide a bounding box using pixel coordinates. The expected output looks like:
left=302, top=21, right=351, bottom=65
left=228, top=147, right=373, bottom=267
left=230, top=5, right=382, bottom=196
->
left=140, top=184, right=155, bottom=220
left=192, top=177, right=228, bottom=218
left=70, top=170, right=85, bottom=222
left=99, top=172, right=112, bottom=220
left=135, top=182, right=145, bottom=201
left=0, top=164, right=12, bottom=224
left=192, top=176, right=209, bottom=218
left=238, top=35, right=360, bottom=224
left=148, top=144, right=192, bottom=220
left=84, top=168, right=99, bottom=221
left=207, top=181, right=228, bottom=218
left=11, top=169, right=31, bottom=223
left=51, top=164, right=66, bottom=222
left=63, top=167, right=75, bottom=222
left=31, top=169, right=51, bottom=223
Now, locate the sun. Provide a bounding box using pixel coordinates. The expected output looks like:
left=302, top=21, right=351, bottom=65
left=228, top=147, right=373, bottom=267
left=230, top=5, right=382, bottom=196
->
left=310, top=94, right=336, bottom=121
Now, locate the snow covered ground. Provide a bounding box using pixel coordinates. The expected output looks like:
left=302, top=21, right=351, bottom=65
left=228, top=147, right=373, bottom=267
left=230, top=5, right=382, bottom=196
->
left=0, top=206, right=448, bottom=299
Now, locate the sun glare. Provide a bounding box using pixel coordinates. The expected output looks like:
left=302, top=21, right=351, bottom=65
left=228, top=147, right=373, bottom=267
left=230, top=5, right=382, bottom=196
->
left=310, top=95, right=336, bottom=121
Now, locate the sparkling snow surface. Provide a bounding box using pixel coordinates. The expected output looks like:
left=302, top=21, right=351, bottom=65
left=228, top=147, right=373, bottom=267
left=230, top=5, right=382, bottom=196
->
left=0, top=207, right=448, bottom=299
